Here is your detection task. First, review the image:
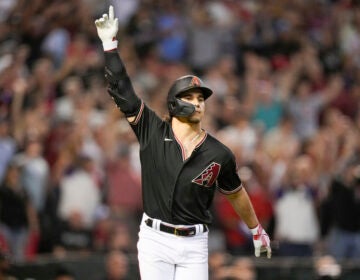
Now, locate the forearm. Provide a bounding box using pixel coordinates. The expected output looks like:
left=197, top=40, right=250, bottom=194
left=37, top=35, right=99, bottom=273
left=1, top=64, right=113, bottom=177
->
left=103, top=50, right=141, bottom=117
left=104, top=50, right=127, bottom=82
left=226, top=187, right=258, bottom=229
left=227, top=187, right=272, bottom=258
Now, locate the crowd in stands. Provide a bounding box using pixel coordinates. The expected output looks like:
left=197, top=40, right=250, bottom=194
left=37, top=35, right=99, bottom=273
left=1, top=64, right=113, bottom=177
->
left=1, top=0, right=360, bottom=279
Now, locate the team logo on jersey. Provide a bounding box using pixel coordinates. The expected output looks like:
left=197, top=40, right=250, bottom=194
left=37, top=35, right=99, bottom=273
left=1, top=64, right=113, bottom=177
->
left=192, top=162, right=221, bottom=187
left=190, top=76, right=201, bottom=87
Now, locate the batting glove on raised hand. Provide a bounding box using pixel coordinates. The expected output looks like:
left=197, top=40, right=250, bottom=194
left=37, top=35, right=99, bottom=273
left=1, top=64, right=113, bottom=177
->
left=94, top=5, right=119, bottom=51
left=251, top=224, right=272, bottom=259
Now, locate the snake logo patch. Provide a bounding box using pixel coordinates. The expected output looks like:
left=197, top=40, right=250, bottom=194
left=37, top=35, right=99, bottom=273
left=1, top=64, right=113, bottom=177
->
left=192, top=162, right=221, bottom=187
left=190, top=76, right=201, bottom=87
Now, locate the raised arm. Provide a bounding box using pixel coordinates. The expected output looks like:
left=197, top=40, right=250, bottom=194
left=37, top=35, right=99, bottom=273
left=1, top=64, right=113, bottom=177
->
left=94, top=6, right=141, bottom=123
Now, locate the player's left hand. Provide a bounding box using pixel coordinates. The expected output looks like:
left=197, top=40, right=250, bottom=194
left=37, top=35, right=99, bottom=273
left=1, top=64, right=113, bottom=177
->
left=251, top=224, right=272, bottom=258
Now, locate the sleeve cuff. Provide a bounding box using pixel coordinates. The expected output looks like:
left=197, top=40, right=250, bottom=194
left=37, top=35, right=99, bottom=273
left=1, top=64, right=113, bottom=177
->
left=103, top=40, right=118, bottom=51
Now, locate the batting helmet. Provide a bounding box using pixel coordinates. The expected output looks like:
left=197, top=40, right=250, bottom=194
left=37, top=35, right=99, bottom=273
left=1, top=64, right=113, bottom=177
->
left=167, top=75, right=213, bottom=117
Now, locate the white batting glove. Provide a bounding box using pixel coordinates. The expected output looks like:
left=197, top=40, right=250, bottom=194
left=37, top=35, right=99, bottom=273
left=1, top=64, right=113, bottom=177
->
left=251, top=224, right=272, bottom=259
left=94, top=5, right=119, bottom=51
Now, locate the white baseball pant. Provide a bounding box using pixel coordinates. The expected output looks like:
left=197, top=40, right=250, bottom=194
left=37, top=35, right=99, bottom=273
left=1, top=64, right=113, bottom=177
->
left=137, top=213, right=209, bottom=280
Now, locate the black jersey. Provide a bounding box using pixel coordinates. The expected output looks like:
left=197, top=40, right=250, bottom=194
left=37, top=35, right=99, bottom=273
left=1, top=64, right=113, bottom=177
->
left=129, top=101, right=242, bottom=225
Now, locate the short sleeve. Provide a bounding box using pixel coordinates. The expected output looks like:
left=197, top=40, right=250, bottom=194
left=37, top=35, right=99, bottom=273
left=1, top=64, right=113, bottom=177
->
left=217, top=154, right=242, bottom=194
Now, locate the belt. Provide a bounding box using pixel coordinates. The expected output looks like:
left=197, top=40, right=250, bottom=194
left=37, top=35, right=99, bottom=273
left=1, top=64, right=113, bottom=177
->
left=144, top=218, right=208, bottom=237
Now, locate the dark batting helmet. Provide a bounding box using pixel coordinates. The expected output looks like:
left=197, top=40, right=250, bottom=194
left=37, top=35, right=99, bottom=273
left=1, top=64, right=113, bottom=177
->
left=167, top=75, right=213, bottom=117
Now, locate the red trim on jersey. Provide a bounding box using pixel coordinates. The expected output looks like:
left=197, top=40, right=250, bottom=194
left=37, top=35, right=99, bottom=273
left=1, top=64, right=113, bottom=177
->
left=130, top=101, right=144, bottom=125
left=195, top=132, right=207, bottom=148
left=173, top=134, right=186, bottom=160
left=218, top=183, right=243, bottom=195
left=174, top=131, right=207, bottom=161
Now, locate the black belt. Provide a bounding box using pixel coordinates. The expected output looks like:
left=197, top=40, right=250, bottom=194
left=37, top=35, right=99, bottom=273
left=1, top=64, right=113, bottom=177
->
left=144, top=218, right=208, bottom=237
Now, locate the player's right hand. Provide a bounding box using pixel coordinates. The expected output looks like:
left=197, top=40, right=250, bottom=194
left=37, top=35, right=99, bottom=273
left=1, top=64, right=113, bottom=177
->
left=94, top=5, right=119, bottom=51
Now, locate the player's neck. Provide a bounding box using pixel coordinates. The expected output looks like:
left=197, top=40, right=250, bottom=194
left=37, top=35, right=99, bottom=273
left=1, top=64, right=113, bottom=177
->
left=171, top=118, right=202, bottom=142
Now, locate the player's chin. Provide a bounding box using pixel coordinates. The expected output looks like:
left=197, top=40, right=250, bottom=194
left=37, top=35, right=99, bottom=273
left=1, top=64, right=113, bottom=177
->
left=187, top=116, right=201, bottom=124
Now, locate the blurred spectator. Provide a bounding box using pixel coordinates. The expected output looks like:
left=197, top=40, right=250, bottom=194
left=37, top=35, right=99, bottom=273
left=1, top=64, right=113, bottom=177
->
left=186, top=4, right=230, bottom=75
left=57, top=155, right=101, bottom=229
left=12, top=137, right=49, bottom=214
left=314, top=255, right=342, bottom=280
left=331, top=81, right=360, bottom=120
left=315, top=108, right=359, bottom=197
left=110, top=0, right=139, bottom=28
left=209, top=251, right=231, bottom=280
left=93, top=205, right=112, bottom=253
left=217, top=111, right=258, bottom=164
left=229, top=257, right=257, bottom=280
left=320, top=156, right=360, bottom=260
left=24, top=56, right=56, bottom=112
left=41, top=25, right=70, bottom=69
left=0, top=117, right=16, bottom=184
left=53, top=266, right=75, bottom=280
left=263, top=113, right=300, bottom=191
left=274, top=155, right=320, bottom=257
left=43, top=119, right=76, bottom=176
left=156, top=2, right=187, bottom=63
left=263, top=113, right=300, bottom=162
left=203, top=55, right=240, bottom=100
left=318, top=27, right=343, bottom=76
left=210, top=256, right=257, bottom=280
left=0, top=163, right=39, bottom=262
left=0, top=0, right=16, bottom=23
left=250, top=76, right=285, bottom=133
left=100, top=249, right=131, bottom=280
left=0, top=251, right=17, bottom=280
left=125, top=5, right=157, bottom=59
left=53, top=211, right=93, bottom=258
left=105, top=145, right=142, bottom=218
left=287, top=73, right=343, bottom=141
left=339, top=8, right=360, bottom=58
left=11, top=137, right=49, bottom=258
left=107, top=220, right=136, bottom=255
left=54, top=76, right=84, bottom=123
left=56, top=33, right=100, bottom=83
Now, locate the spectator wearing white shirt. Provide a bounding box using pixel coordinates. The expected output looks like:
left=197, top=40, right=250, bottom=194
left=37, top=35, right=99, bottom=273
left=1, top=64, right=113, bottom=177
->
left=274, top=155, right=320, bottom=256
left=57, top=155, right=101, bottom=229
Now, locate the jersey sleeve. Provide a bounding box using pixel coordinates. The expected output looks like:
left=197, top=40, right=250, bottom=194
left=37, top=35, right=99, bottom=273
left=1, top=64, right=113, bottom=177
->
left=103, top=51, right=164, bottom=148
left=129, top=102, right=163, bottom=149
left=217, top=154, right=242, bottom=194
left=104, top=51, right=141, bottom=117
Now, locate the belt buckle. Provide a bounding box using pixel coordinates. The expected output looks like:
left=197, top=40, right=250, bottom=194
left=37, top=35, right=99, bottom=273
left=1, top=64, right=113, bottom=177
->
left=174, top=227, right=186, bottom=236
left=174, top=227, right=195, bottom=236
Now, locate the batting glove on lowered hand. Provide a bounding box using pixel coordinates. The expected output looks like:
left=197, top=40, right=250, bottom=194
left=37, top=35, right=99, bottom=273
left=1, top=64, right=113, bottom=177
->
left=251, top=224, right=272, bottom=258
left=94, top=5, right=119, bottom=51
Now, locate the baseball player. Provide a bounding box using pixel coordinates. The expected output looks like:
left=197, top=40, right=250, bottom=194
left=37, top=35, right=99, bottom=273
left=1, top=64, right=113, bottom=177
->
left=95, top=6, right=271, bottom=280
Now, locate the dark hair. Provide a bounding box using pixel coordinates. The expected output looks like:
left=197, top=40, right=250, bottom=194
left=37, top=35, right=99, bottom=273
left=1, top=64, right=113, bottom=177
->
left=292, top=73, right=312, bottom=95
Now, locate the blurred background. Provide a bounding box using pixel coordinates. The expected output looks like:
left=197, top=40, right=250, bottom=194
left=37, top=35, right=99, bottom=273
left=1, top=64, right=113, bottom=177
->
left=0, top=0, right=360, bottom=279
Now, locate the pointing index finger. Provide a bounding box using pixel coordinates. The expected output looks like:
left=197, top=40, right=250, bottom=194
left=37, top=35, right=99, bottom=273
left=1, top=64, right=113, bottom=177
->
left=109, top=5, right=114, bottom=20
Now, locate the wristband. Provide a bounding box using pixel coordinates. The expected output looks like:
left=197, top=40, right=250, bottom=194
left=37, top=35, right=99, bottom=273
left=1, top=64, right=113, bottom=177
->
left=103, top=40, right=118, bottom=51
left=250, top=224, right=261, bottom=235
